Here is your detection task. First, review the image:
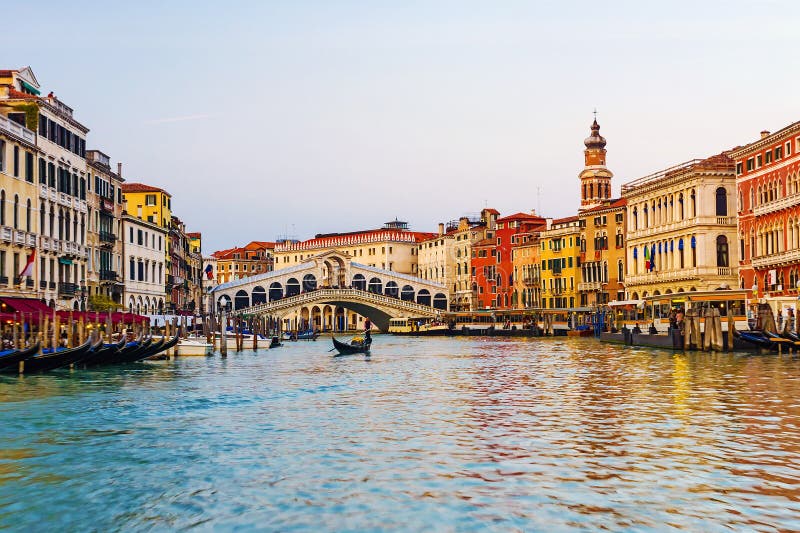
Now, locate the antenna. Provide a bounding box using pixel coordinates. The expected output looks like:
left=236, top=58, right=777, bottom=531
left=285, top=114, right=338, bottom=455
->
left=593, top=108, right=597, bottom=121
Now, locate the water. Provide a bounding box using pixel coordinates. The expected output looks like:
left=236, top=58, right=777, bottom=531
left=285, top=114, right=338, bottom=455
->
left=1, top=337, right=799, bottom=532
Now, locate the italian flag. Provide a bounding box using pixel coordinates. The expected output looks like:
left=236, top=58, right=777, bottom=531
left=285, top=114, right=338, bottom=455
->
left=19, top=249, right=35, bottom=278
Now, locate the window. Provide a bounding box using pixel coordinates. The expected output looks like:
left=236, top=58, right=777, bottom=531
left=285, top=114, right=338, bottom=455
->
left=0, top=141, right=5, bottom=172
left=775, top=146, right=783, bottom=160
left=13, top=146, right=19, bottom=176
left=756, top=154, right=762, bottom=167
left=736, top=162, right=743, bottom=175
left=25, top=152, right=33, bottom=182
left=715, top=187, right=727, bottom=216
left=137, top=229, right=143, bottom=245
left=145, top=194, right=156, bottom=206
left=746, top=158, right=754, bottom=171
left=716, top=235, right=729, bottom=267
left=765, top=151, right=772, bottom=164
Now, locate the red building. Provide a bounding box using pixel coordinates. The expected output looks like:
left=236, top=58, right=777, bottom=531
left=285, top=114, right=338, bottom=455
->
left=471, top=211, right=547, bottom=310
left=733, top=122, right=800, bottom=315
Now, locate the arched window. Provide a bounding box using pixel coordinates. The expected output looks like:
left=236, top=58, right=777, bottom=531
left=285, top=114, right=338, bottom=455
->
left=690, top=190, right=697, bottom=217
left=715, top=187, right=727, bottom=216
left=13, top=195, right=19, bottom=229
left=716, top=235, right=729, bottom=267
left=0, top=190, right=4, bottom=225
left=25, top=199, right=31, bottom=231
left=678, top=194, right=684, bottom=219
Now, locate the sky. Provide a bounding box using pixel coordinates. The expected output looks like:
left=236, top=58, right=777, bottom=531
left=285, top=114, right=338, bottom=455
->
left=3, top=0, right=800, bottom=253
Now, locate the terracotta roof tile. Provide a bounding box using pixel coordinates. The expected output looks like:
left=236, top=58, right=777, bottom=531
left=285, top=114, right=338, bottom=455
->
left=121, top=182, right=170, bottom=195
left=5, top=86, right=38, bottom=100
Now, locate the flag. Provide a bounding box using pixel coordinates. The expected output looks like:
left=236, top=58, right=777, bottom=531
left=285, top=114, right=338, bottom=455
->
left=644, top=245, right=650, bottom=271
left=204, top=263, right=213, bottom=280
left=650, top=245, right=656, bottom=272
left=19, top=249, right=35, bottom=278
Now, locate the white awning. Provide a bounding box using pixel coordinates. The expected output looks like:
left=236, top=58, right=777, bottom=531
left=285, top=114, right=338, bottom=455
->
left=608, top=299, right=645, bottom=308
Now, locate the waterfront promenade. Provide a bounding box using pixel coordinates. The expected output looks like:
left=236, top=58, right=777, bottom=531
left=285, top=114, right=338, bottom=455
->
left=1, top=337, right=799, bottom=531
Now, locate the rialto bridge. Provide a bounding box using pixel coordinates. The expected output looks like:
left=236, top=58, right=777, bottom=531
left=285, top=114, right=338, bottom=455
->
left=210, top=251, right=448, bottom=331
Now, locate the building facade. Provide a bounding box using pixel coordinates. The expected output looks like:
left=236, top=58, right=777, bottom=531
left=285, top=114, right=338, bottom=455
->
left=539, top=217, right=581, bottom=309
left=1, top=66, right=90, bottom=310
left=273, top=220, right=435, bottom=276
left=622, top=154, right=738, bottom=299
left=85, top=150, right=124, bottom=309
left=213, top=241, right=275, bottom=285
left=122, top=213, right=167, bottom=314
left=511, top=238, right=542, bottom=309
left=732, top=123, right=800, bottom=314
left=578, top=199, right=627, bottom=306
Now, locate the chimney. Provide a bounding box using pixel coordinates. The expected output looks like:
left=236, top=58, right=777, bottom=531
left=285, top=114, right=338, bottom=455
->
left=761, top=130, right=770, bottom=139
left=117, top=162, right=123, bottom=177
left=438, top=223, right=444, bottom=236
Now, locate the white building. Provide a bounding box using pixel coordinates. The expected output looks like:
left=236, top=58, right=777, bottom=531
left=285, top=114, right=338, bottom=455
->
left=122, top=213, right=167, bottom=314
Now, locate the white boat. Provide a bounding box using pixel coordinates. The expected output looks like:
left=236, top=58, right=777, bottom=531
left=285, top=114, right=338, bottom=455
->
left=175, top=339, right=214, bottom=356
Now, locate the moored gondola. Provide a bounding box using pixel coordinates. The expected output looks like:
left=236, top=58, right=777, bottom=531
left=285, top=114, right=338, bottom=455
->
left=140, top=335, right=180, bottom=360
left=109, top=338, right=153, bottom=365
left=81, top=335, right=128, bottom=367
left=0, top=343, right=41, bottom=373
left=12, top=339, right=94, bottom=374
left=332, top=336, right=371, bottom=356
left=733, top=329, right=776, bottom=350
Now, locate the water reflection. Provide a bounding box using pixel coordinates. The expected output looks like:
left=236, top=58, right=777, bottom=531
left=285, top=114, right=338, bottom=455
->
left=0, top=338, right=799, bottom=530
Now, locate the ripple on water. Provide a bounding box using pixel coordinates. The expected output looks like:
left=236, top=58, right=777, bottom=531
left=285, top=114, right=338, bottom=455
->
left=1, top=337, right=800, bottom=531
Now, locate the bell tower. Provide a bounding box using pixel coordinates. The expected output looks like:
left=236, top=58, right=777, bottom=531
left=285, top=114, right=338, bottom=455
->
left=579, top=115, right=613, bottom=211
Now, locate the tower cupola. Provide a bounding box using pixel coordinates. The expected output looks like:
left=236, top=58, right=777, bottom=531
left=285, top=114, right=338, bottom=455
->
left=578, top=115, right=613, bottom=211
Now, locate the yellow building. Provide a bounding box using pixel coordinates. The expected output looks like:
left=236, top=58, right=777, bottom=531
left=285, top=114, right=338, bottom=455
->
left=578, top=199, right=628, bottom=306
left=539, top=216, right=581, bottom=309
left=120, top=182, right=171, bottom=228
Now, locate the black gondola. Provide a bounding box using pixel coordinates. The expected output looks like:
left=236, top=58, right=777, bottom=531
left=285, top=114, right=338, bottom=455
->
left=332, top=337, right=372, bottom=356
left=733, top=330, right=775, bottom=350
left=81, top=335, right=128, bottom=367
left=109, top=338, right=153, bottom=365
left=105, top=335, right=147, bottom=365
left=139, top=335, right=180, bottom=361
left=0, top=343, right=41, bottom=372
left=12, top=339, right=94, bottom=374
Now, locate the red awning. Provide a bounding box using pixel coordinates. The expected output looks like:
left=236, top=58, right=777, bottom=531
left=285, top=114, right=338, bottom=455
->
left=0, top=297, right=53, bottom=315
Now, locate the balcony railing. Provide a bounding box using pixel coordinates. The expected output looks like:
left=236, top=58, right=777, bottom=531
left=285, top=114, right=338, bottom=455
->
left=58, top=282, right=78, bottom=296
left=99, top=231, right=116, bottom=244
left=752, top=248, right=800, bottom=269
left=625, top=266, right=737, bottom=286
left=577, top=281, right=602, bottom=291
left=753, top=192, right=800, bottom=217
left=522, top=276, right=540, bottom=286
left=99, top=270, right=118, bottom=282
left=627, top=216, right=737, bottom=241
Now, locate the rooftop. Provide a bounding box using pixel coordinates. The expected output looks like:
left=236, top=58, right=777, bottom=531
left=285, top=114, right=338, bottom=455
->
left=122, top=182, right=171, bottom=195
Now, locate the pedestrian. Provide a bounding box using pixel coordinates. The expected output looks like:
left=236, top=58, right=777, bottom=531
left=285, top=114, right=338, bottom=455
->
left=777, top=308, right=783, bottom=330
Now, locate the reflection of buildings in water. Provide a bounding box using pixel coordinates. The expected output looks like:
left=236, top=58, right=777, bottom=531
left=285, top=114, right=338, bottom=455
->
left=671, top=355, right=690, bottom=418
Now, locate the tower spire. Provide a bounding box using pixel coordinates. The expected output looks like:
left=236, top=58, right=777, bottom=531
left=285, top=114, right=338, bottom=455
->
left=578, top=114, right=613, bottom=211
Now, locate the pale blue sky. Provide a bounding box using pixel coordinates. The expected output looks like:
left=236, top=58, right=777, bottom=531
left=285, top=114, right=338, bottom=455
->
left=3, top=0, right=799, bottom=252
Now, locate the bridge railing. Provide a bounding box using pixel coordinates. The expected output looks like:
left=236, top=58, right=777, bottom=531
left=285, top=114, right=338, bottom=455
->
left=234, top=288, right=440, bottom=316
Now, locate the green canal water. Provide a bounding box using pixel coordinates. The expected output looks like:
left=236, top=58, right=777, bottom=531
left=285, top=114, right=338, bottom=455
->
left=1, top=337, right=799, bottom=532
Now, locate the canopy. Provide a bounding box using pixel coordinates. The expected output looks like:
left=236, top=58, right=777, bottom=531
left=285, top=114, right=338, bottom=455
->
left=608, top=299, right=645, bottom=309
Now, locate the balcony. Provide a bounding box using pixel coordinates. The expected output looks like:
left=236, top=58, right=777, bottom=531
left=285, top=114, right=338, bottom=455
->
left=0, top=114, right=36, bottom=144
left=58, top=282, right=78, bottom=296
left=752, top=248, right=800, bottom=269
left=578, top=281, right=602, bottom=292
left=627, top=216, right=737, bottom=241
left=99, top=270, right=118, bottom=282
left=522, top=276, right=540, bottom=286
left=40, top=281, right=47, bottom=289
left=49, top=281, right=56, bottom=290
left=753, top=192, right=800, bottom=217
left=99, top=231, right=116, bottom=245
left=57, top=192, right=73, bottom=208
left=625, top=266, right=737, bottom=286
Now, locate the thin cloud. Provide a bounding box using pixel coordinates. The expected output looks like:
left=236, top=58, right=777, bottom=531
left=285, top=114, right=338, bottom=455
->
left=144, top=114, right=216, bottom=125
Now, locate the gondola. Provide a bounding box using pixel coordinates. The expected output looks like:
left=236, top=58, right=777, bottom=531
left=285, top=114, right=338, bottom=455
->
left=763, top=330, right=799, bottom=349
left=0, top=343, right=41, bottom=372
left=332, top=336, right=371, bottom=356
left=139, top=335, right=180, bottom=361
left=121, top=337, right=165, bottom=363
left=110, top=338, right=153, bottom=365
left=81, top=335, right=128, bottom=367
left=733, top=329, right=775, bottom=350
left=13, top=339, right=95, bottom=374
left=105, top=334, right=147, bottom=365
left=269, top=336, right=283, bottom=348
